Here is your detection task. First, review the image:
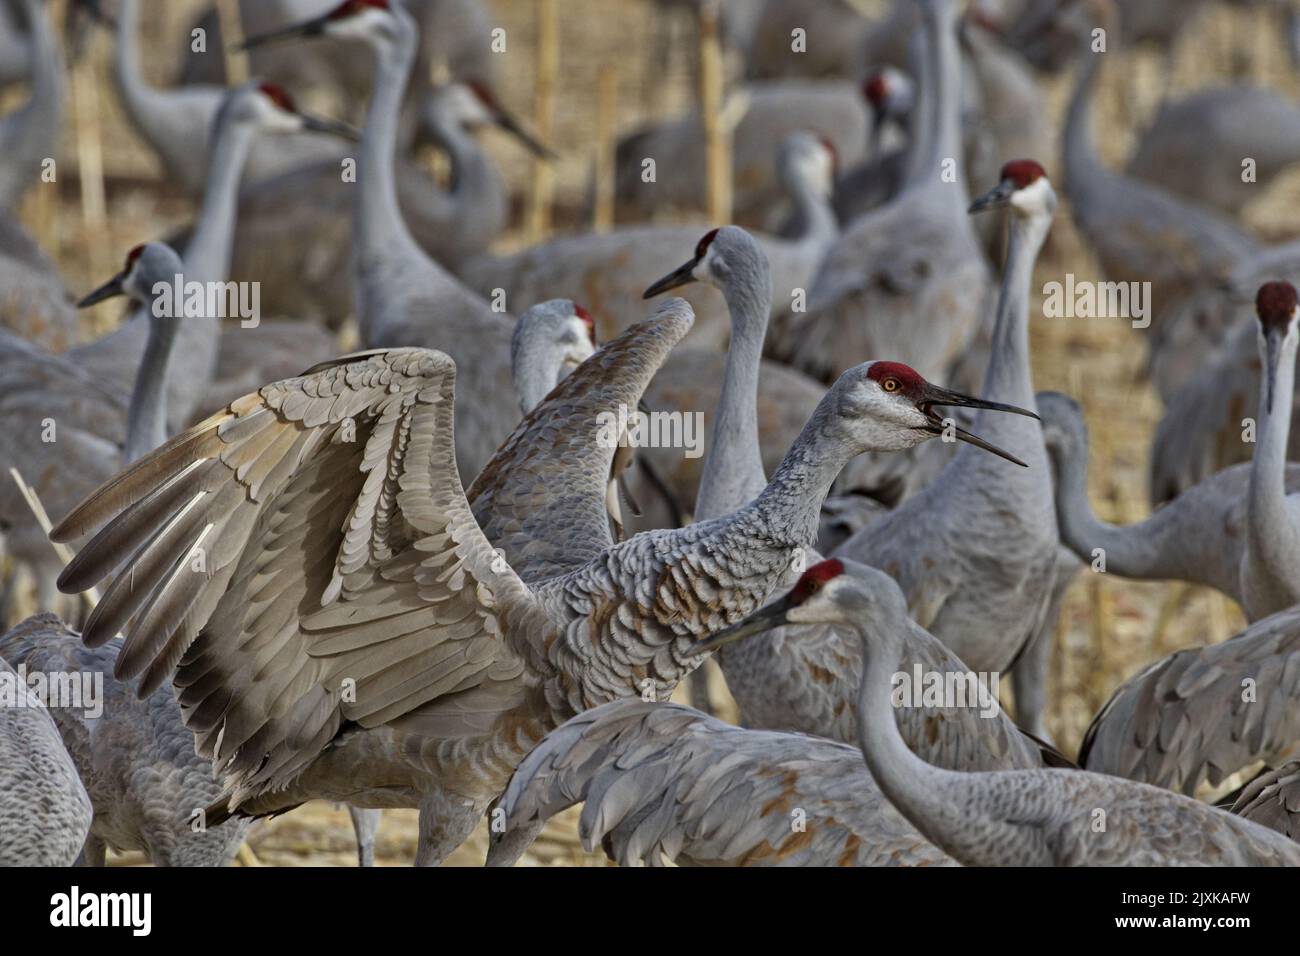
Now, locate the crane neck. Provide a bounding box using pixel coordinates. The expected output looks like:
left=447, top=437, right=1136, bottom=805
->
left=1063, top=27, right=1107, bottom=196
left=183, top=104, right=256, bottom=283
left=1, top=0, right=63, bottom=208
left=694, top=262, right=773, bottom=523
left=1247, top=327, right=1300, bottom=571
left=780, top=160, right=838, bottom=253
left=751, top=395, right=866, bottom=547
left=113, top=0, right=162, bottom=131
left=852, top=599, right=969, bottom=854
left=957, top=191, right=1054, bottom=471
left=123, top=306, right=180, bottom=464
left=904, top=0, right=964, bottom=199
left=355, top=10, right=430, bottom=276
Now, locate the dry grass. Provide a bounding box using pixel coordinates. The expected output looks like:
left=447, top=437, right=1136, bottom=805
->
left=12, top=0, right=1299, bottom=864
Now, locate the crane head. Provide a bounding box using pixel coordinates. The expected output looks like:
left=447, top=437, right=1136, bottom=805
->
left=861, top=67, right=914, bottom=131
left=837, top=361, right=1040, bottom=466
left=643, top=227, right=771, bottom=304
left=968, top=159, right=1053, bottom=215
left=440, top=82, right=557, bottom=160
left=77, top=243, right=181, bottom=310
left=240, top=0, right=394, bottom=50
left=1256, top=280, right=1299, bottom=415
left=234, top=82, right=361, bottom=140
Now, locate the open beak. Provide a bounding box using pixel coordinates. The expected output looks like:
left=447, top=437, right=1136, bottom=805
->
left=239, top=14, right=328, bottom=50
left=918, top=383, right=1039, bottom=467
left=493, top=108, right=557, bottom=160
left=643, top=258, right=698, bottom=299
left=77, top=272, right=126, bottom=308
left=298, top=111, right=361, bottom=141
left=968, top=178, right=1015, bottom=214
left=685, top=593, right=794, bottom=657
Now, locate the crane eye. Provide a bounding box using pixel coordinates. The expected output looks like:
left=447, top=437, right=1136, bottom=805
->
left=882, top=378, right=900, bottom=392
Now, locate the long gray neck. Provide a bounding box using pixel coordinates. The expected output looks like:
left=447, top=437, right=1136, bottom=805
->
left=694, top=266, right=773, bottom=522
left=1049, top=416, right=1176, bottom=577
left=513, top=346, right=565, bottom=412
left=748, top=399, right=860, bottom=547
left=1063, top=28, right=1107, bottom=200
left=123, top=305, right=179, bottom=464
left=1247, top=329, right=1300, bottom=569
left=113, top=0, right=163, bottom=133
left=783, top=166, right=837, bottom=251
left=356, top=13, right=428, bottom=273
left=904, top=0, right=963, bottom=198
left=182, top=111, right=256, bottom=282
left=853, top=610, right=964, bottom=849
left=0, top=0, right=63, bottom=208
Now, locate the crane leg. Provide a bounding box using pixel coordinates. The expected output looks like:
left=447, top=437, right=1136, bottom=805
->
left=347, top=806, right=381, bottom=867
left=414, top=791, right=483, bottom=867
left=1011, top=596, right=1063, bottom=744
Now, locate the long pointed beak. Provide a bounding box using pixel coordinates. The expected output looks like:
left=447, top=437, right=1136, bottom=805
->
left=919, top=383, right=1039, bottom=468
left=643, top=258, right=698, bottom=299
left=77, top=273, right=126, bottom=308
left=239, top=14, right=328, bottom=50
left=685, top=594, right=793, bottom=657
left=298, top=111, right=362, bottom=141
left=493, top=108, right=557, bottom=160
left=968, top=178, right=1015, bottom=214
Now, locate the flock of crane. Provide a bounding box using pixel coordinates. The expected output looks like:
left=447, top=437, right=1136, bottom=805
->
left=1, top=0, right=1300, bottom=868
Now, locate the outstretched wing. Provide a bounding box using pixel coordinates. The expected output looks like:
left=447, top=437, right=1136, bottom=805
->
left=467, top=300, right=694, bottom=584
left=53, top=348, right=543, bottom=807
left=488, top=699, right=955, bottom=867
left=1080, top=606, right=1300, bottom=794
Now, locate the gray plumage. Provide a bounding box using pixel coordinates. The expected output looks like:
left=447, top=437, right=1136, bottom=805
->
left=760, top=562, right=1300, bottom=866
left=488, top=699, right=956, bottom=867
left=1050, top=293, right=1300, bottom=622
left=1079, top=605, right=1300, bottom=800
left=461, top=131, right=837, bottom=353
left=0, top=613, right=252, bottom=866
left=110, top=0, right=345, bottom=198
left=768, top=0, right=993, bottom=386
left=0, top=652, right=92, bottom=866
left=0, top=213, right=78, bottom=352
left=0, top=0, right=62, bottom=211
left=835, top=165, right=1057, bottom=675
left=1061, top=3, right=1260, bottom=327
left=1127, top=87, right=1300, bottom=217
left=1232, top=762, right=1300, bottom=841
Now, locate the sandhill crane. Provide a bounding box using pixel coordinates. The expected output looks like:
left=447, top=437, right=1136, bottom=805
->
left=709, top=560, right=1300, bottom=866
left=1232, top=761, right=1300, bottom=839
left=463, top=131, right=837, bottom=352
left=70, top=82, right=349, bottom=434
left=1052, top=283, right=1300, bottom=622
left=768, top=0, right=993, bottom=386
left=510, top=300, right=597, bottom=414
left=830, top=68, right=914, bottom=227
left=609, top=80, right=867, bottom=229
left=0, top=242, right=185, bottom=614
left=0, top=653, right=92, bottom=866
left=744, top=0, right=872, bottom=80
left=243, top=0, right=521, bottom=483
left=0, top=613, right=253, bottom=866
left=205, top=80, right=546, bottom=330
left=1079, top=604, right=1300, bottom=805
left=1062, top=0, right=1261, bottom=321
left=1127, top=86, right=1300, bottom=217
left=53, top=288, right=1039, bottom=866
left=108, top=0, right=349, bottom=198
left=489, top=697, right=957, bottom=867
left=0, top=0, right=63, bottom=211
left=833, top=160, right=1056, bottom=679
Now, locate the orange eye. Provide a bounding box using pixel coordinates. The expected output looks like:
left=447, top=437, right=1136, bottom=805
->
left=882, top=378, right=900, bottom=392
